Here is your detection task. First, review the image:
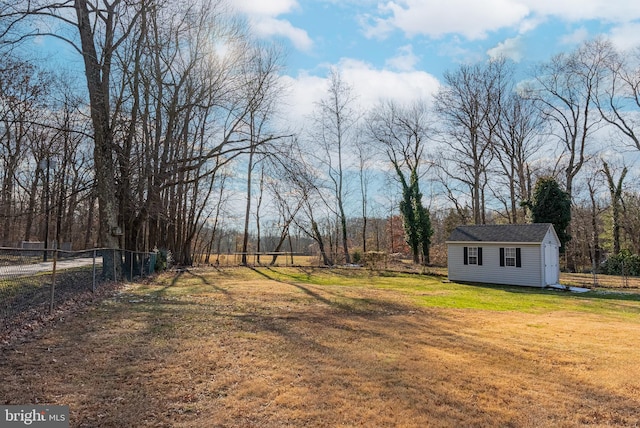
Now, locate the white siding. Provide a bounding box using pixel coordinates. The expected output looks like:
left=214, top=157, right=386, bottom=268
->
left=447, top=243, right=544, bottom=287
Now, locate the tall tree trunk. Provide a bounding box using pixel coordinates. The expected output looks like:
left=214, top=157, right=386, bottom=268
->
left=83, top=193, right=96, bottom=249
left=1, top=167, right=14, bottom=244
left=312, top=219, right=331, bottom=266
left=23, top=169, right=42, bottom=242
left=587, top=180, right=601, bottom=267
left=75, top=0, right=121, bottom=279
left=255, top=165, right=265, bottom=264
left=241, top=147, right=254, bottom=265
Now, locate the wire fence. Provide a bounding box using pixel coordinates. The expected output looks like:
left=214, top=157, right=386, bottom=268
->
left=1, top=247, right=157, bottom=343
left=192, top=252, right=317, bottom=267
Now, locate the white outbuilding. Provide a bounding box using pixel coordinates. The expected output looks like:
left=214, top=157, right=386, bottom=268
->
left=446, top=223, right=561, bottom=288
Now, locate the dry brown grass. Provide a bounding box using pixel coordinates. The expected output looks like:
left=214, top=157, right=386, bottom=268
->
left=2, top=267, right=640, bottom=427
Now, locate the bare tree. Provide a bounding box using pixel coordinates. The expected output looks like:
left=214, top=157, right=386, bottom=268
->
left=354, top=133, right=375, bottom=254
left=201, top=167, right=232, bottom=265
left=366, top=99, right=434, bottom=264
left=284, top=140, right=334, bottom=265
left=1, top=0, right=147, bottom=277
left=117, top=0, right=242, bottom=265
left=0, top=56, right=49, bottom=245
left=264, top=144, right=308, bottom=265
left=595, top=41, right=640, bottom=151
left=48, top=78, right=94, bottom=248
left=105, top=1, right=288, bottom=265
left=492, top=92, right=544, bottom=223
left=524, top=39, right=615, bottom=270
left=239, top=43, right=285, bottom=265
left=309, top=69, right=360, bottom=264
left=434, top=60, right=509, bottom=225
left=2, top=0, right=289, bottom=269
left=525, top=39, right=613, bottom=199
left=578, top=163, right=608, bottom=270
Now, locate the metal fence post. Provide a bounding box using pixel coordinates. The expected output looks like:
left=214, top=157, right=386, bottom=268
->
left=49, top=249, right=58, bottom=314
left=92, top=249, right=97, bottom=292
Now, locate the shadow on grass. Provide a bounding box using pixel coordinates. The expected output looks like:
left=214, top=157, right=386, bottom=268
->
left=1, top=266, right=639, bottom=427
left=460, top=280, right=640, bottom=303
left=152, top=268, right=231, bottom=297
left=249, top=266, right=416, bottom=316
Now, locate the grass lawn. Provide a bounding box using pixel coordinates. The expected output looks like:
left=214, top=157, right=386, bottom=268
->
left=2, top=267, right=640, bottom=427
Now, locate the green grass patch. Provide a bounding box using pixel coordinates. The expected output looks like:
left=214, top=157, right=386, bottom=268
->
left=122, top=267, right=640, bottom=320
left=249, top=267, right=640, bottom=318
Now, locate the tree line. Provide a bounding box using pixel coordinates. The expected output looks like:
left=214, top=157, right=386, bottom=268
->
left=1, top=1, right=639, bottom=277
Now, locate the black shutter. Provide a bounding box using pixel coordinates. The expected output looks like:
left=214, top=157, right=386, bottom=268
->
left=516, top=248, right=522, bottom=267
left=463, top=247, right=468, bottom=265
left=499, top=248, right=505, bottom=267
left=478, top=247, right=483, bottom=266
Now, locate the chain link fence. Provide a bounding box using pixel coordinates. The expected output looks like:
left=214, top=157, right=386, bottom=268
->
left=1, top=247, right=157, bottom=344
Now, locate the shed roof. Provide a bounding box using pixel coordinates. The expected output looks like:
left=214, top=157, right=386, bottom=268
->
left=446, top=223, right=556, bottom=243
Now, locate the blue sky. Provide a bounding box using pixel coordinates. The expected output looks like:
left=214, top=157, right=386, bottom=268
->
left=234, top=0, right=640, bottom=122
left=26, top=1, right=640, bottom=126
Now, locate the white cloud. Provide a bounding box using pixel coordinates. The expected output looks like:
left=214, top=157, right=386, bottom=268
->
left=487, top=36, right=524, bottom=62
left=278, top=72, right=328, bottom=126
left=558, top=27, right=589, bottom=46
left=437, top=37, right=486, bottom=65
left=385, top=44, right=420, bottom=71
left=278, top=58, right=441, bottom=129
left=363, top=0, right=530, bottom=40
left=338, top=58, right=440, bottom=107
left=250, top=17, right=313, bottom=51
left=522, top=0, right=640, bottom=23
left=518, top=15, right=547, bottom=34
left=362, top=0, right=640, bottom=42
left=233, top=0, right=299, bottom=16
left=608, top=22, right=640, bottom=52
left=232, top=0, right=313, bottom=52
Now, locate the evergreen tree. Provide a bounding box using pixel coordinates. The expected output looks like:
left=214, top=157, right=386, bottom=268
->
left=529, top=177, right=572, bottom=252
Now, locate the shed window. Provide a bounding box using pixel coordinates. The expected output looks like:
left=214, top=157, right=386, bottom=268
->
left=468, top=247, right=478, bottom=265
left=505, top=248, right=516, bottom=266
left=500, top=247, right=522, bottom=267
left=463, top=246, right=482, bottom=266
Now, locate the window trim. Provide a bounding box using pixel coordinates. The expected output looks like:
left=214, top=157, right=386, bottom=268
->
left=468, top=247, right=478, bottom=265
left=463, top=246, right=482, bottom=266
left=500, top=247, right=522, bottom=268
left=505, top=247, right=516, bottom=266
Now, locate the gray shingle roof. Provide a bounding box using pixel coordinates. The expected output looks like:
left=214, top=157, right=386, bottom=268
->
left=446, top=223, right=555, bottom=243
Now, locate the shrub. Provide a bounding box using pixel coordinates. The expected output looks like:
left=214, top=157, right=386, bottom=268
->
left=600, top=250, right=640, bottom=276
left=154, top=248, right=173, bottom=271
left=352, top=249, right=362, bottom=265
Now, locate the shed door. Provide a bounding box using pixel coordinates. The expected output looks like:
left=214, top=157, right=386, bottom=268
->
left=545, top=244, right=559, bottom=285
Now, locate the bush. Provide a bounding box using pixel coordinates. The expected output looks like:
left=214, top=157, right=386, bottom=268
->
left=154, top=248, right=173, bottom=271
left=352, top=249, right=362, bottom=265
left=600, top=250, right=640, bottom=276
